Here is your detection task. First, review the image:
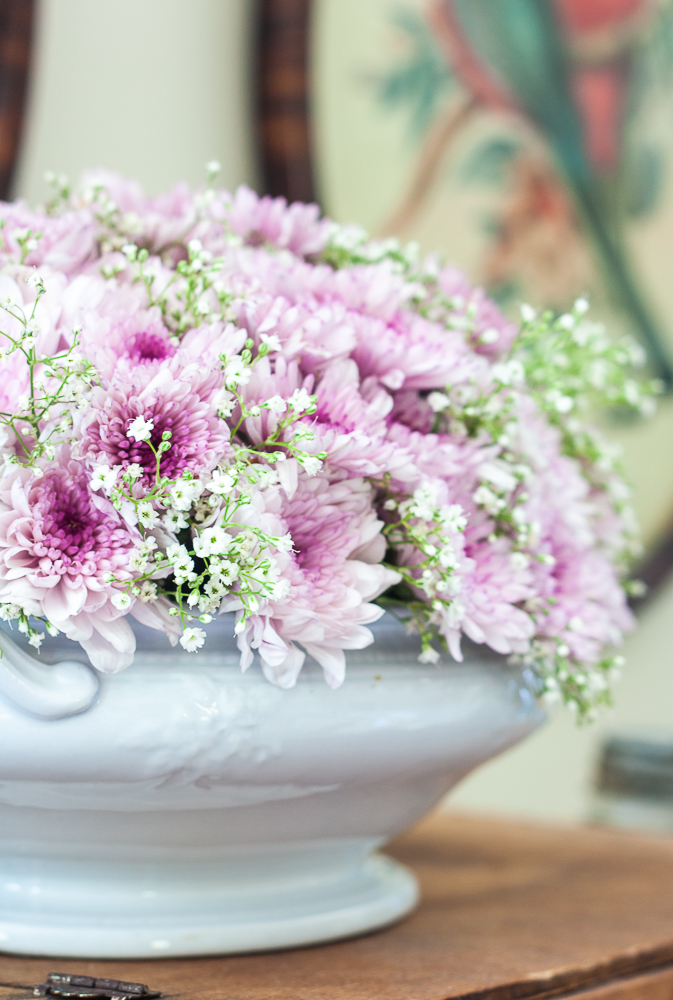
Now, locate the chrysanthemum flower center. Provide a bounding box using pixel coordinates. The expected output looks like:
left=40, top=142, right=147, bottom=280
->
left=29, top=469, right=128, bottom=575
left=123, top=413, right=187, bottom=482
left=127, top=330, right=175, bottom=364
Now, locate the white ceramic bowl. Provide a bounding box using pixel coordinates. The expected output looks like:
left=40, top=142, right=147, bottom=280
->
left=0, top=615, right=543, bottom=958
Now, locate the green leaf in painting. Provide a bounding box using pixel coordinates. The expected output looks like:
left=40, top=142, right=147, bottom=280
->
left=625, top=145, right=665, bottom=219
left=378, top=7, right=453, bottom=136
left=461, top=137, right=521, bottom=185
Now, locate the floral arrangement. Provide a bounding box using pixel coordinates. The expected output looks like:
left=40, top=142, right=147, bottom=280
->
left=0, top=167, right=654, bottom=719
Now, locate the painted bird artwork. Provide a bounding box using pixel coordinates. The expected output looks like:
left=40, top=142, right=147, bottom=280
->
left=377, top=0, right=673, bottom=386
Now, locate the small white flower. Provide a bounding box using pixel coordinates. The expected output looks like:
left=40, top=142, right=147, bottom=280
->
left=123, top=462, right=145, bottom=483
left=193, top=527, right=233, bottom=557
left=271, top=578, right=291, bottom=600
left=265, top=394, right=287, bottom=414
left=139, top=581, right=158, bottom=603
left=478, top=461, right=517, bottom=493
left=299, top=454, right=322, bottom=476
left=275, top=533, right=293, bottom=552
left=169, top=479, right=202, bottom=511
left=473, top=485, right=506, bottom=516
left=90, top=464, right=119, bottom=494
left=215, top=559, right=240, bottom=584
left=224, top=356, right=251, bottom=389
left=438, top=545, right=458, bottom=570
left=111, top=592, right=133, bottom=611
left=206, top=469, right=236, bottom=495
left=427, top=391, right=450, bottom=413
left=418, top=647, right=440, bottom=664
left=492, top=359, right=525, bottom=386
left=260, top=332, right=282, bottom=352
left=520, top=303, right=536, bottom=323
left=545, top=390, right=574, bottom=414
left=215, top=390, right=236, bottom=418
left=137, top=501, right=160, bottom=529
left=166, top=543, right=190, bottom=565
left=510, top=552, right=530, bottom=570
left=574, top=296, right=589, bottom=315
left=288, top=387, right=313, bottom=413
left=439, top=504, right=467, bottom=532
left=163, top=509, right=189, bottom=532
left=129, top=549, right=150, bottom=572
left=28, top=632, right=44, bottom=650
left=127, top=415, right=154, bottom=442
left=180, top=626, right=207, bottom=652
left=480, top=327, right=499, bottom=345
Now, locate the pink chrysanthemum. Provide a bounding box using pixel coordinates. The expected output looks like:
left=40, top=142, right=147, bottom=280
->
left=0, top=202, right=97, bottom=275
left=437, top=264, right=518, bottom=358
left=81, top=363, right=230, bottom=485
left=236, top=469, right=399, bottom=688
left=78, top=305, right=176, bottom=381
left=0, top=450, right=138, bottom=670
left=222, top=185, right=332, bottom=256
left=0, top=172, right=640, bottom=710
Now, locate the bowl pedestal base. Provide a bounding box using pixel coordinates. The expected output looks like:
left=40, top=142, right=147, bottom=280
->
left=0, top=843, right=418, bottom=958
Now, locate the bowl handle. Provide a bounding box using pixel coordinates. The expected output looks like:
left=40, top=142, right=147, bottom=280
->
left=0, top=629, right=99, bottom=719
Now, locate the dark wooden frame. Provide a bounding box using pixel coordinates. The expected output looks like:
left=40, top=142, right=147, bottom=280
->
left=256, top=0, right=673, bottom=607
left=0, top=0, right=35, bottom=200
left=257, top=0, right=316, bottom=206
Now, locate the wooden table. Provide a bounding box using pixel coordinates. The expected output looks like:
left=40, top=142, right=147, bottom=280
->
left=2, top=812, right=673, bottom=1000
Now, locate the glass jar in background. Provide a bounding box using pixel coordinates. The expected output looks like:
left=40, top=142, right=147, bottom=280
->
left=589, top=733, right=673, bottom=833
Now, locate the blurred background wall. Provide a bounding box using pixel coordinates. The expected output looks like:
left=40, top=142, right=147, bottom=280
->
left=13, top=0, right=258, bottom=203
left=10, top=0, right=673, bottom=826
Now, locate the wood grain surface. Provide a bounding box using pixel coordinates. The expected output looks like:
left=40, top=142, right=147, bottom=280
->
left=561, top=966, right=673, bottom=998
left=2, top=812, right=673, bottom=1000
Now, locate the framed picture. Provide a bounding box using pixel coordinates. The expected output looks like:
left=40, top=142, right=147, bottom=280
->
left=258, top=0, right=673, bottom=600
left=0, top=0, right=35, bottom=199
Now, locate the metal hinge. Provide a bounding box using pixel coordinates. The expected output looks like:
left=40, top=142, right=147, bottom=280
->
left=33, top=973, right=161, bottom=1000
